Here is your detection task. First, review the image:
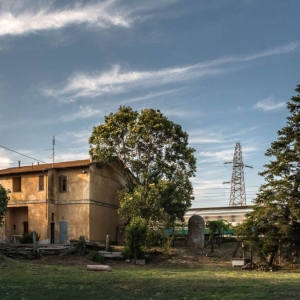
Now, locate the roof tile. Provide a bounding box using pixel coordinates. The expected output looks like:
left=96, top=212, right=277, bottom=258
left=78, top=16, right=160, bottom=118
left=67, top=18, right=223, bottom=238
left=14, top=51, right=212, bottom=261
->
left=0, top=159, right=91, bottom=175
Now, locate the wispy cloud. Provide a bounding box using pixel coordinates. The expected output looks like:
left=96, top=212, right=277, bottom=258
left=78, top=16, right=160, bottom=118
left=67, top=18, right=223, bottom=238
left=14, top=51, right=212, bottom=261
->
left=56, top=129, right=91, bottom=146
left=0, top=0, right=182, bottom=37
left=198, top=149, right=235, bottom=163
left=54, top=129, right=91, bottom=162
left=55, top=152, right=89, bottom=162
left=188, top=129, right=225, bottom=145
left=42, top=64, right=223, bottom=101
left=198, top=145, right=258, bottom=163
left=123, top=88, right=185, bottom=104
left=42, top=42, right=299, bottom=102
left=254, top=96, right=286, bottom=111
left=0, top=0, right=131, bottom=37
left=0, top=149, right=13, bottom=169
left=59, top=106, right=104, bottom=122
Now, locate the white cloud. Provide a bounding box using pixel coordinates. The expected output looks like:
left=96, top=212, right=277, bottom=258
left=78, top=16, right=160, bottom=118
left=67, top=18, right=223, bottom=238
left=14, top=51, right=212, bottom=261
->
left=55, top=152, right=89, bottom=162
left=54, top=129, right=91, bottom=162
left=198, top=144, right=258, bottom=164
left=0, top=150, right=13, bottom=169
left=198, top=149, right=234, bottom=163
left=56, top=130, right=91, bottom=146
left=124, top=88, right=185, bottom=104
left=42, top=42, right=299, bottom=101
left=43, top=63, right=223, bottom=101
left=255, top=96, right=286, bottom=111
left=59, top=106, right=104, bottom=122
left=188, top=128, right=225, bottom=145
left=0, top=0, right=132, bottom=37
left=0, top=0, right=184, bottom=37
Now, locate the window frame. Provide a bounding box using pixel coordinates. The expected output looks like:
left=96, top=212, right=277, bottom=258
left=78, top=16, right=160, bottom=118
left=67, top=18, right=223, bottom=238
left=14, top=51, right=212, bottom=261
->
left=59, top=175, right=67, bottom=193
left=12, top=176, right=22, bottom=192
left=38, top=175, right=44, bottom=191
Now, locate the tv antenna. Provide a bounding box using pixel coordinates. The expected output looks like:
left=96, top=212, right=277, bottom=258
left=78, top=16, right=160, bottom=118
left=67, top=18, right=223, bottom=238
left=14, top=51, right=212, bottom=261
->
left=224, top=142, right=252, bottom=206
left=52, top=136, right=55, bottom=167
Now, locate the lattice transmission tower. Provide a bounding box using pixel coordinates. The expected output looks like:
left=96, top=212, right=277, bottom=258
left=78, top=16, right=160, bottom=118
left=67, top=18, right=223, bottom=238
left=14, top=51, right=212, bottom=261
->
left=224, top=142, right=252, bottom=206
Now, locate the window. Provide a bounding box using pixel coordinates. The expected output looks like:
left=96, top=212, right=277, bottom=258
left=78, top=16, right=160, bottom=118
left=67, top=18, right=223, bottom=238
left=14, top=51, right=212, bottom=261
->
left=59, top=175, right=67, bottom=192
left=13, top=176, right=21, bottom=192
left=38, top=175, right=44, bottom=191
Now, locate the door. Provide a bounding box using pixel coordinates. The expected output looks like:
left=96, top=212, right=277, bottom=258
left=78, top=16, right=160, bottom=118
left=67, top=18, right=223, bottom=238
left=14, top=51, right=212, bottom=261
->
left=50, top=222, right=55, bottom=244
left=59, top=221, right=68, bottom=244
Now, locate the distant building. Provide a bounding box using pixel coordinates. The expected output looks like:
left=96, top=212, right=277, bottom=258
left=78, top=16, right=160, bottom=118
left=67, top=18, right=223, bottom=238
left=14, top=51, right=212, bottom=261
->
left=185, top=206, right=253, bottom=226
left=0, top=159, right=126, bottom=244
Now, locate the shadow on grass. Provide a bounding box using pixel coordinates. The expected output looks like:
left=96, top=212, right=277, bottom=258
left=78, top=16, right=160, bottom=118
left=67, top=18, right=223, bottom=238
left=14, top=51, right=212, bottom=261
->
left=0, top=260, right=300, bottom=299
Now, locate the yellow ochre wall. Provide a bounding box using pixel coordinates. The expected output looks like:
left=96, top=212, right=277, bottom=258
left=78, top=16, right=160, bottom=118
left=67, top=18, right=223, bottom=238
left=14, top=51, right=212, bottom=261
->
left=0, top=162, right=126, bottom=244
left=47, top=167, right=90, bottom=243
left=0, top=173, right=48, bottom=242
left=89, top=164, right=125, bottom=243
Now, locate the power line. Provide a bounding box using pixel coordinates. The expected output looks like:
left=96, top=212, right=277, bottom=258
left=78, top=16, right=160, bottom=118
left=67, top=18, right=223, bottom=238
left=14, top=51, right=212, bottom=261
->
left=0, top=144, right=48, bottom=164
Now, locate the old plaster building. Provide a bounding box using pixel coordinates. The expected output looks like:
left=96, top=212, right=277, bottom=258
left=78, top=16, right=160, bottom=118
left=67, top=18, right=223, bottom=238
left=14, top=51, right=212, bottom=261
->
left=0, top=159, right=126, bottom=244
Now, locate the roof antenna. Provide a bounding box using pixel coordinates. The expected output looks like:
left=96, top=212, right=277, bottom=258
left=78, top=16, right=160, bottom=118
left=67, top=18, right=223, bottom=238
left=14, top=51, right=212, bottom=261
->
left=52, top=136, right=55, bottom=167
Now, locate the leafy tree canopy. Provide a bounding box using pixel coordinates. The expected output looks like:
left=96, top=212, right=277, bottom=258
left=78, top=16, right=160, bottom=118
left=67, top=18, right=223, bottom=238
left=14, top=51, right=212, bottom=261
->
left=89, top=106, right=196, bottom=225
left=0, top=184, right=9, bottom=227
left=237, top=84, right=300, bottom=266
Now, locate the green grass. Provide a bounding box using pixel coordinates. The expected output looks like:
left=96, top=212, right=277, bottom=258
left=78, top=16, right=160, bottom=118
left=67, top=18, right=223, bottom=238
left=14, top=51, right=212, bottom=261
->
left=1, top=258, right=300, bottom=300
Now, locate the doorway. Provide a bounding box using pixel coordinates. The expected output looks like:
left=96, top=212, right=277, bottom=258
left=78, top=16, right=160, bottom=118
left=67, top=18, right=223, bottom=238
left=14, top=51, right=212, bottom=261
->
left=59, top=221, right=68, bottom=244
left=23, top=221, right=28, bottom=234
left=50, top=222, right=55, bottom=244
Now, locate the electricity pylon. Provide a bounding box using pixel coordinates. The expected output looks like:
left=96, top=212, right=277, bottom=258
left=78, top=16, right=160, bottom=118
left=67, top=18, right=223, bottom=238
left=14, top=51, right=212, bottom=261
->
left=224, top=142, right=252, bottom=206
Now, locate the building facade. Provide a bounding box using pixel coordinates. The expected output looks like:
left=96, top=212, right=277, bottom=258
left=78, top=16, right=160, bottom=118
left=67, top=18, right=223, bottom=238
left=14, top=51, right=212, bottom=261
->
left=0, top=159, right=126, bottom=244
left=185, top=206, right=253, bottom=226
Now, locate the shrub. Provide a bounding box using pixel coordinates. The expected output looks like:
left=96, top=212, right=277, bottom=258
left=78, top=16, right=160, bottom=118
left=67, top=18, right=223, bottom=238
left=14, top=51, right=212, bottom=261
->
left=76, top=238, right=86, bottom=255
left=89, top=250, right=105, bottom=263
left=122, top=217, right=149, bottom=260
left=20, top=231, right=40, bottom=244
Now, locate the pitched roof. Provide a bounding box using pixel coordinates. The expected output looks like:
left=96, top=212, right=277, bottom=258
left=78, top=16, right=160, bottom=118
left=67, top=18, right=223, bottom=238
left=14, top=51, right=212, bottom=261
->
left=0, top=159, right=91, bottom=175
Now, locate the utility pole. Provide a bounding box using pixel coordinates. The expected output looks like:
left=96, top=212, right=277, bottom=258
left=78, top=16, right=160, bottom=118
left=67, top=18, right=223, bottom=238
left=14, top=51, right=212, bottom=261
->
left=224, top=142, right=252, bottom=206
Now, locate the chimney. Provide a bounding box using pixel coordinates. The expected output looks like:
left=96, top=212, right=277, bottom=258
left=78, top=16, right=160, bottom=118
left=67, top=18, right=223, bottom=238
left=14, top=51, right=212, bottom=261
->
left=18, top=161, right=20, bottom=168
left=37, top=162, right=39, bottom=165
left=89, top=154, right=93, bottom=162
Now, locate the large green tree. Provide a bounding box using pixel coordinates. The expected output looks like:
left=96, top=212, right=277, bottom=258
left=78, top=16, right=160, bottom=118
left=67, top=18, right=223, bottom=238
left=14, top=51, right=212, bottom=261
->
left=237, top=84, right=300, bottom=266
left=89, top=106, right=196, bottom=226
left=0, top=184, right=9, bottom=226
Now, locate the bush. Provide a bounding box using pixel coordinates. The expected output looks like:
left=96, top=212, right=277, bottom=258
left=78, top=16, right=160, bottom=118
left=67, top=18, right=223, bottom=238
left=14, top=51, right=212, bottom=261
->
left=76, top=238, right=86, bottom=255
left=20, top=231, right=40, bottom=244
left=89, top=250, right=105, bottom=263
left=122, top=217, right=149, bottom=260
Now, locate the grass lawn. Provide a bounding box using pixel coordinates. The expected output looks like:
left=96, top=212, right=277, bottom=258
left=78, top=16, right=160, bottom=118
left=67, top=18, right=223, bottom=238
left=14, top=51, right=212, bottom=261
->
left=1, top=242, right=300, bottom=300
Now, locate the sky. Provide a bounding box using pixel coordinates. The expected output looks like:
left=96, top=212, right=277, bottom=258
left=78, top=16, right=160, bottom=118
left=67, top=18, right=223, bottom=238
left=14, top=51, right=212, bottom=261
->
left=0, top=0, right=299, bottom=208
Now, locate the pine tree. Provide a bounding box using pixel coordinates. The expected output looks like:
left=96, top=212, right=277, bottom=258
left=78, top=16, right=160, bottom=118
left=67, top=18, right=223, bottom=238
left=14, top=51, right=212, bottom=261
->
left=238, top=84, right=300, bottom=267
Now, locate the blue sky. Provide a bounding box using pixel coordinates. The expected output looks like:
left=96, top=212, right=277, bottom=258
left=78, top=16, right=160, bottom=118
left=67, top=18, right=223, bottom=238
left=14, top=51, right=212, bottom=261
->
left=0, top=0, right=299, bottom=208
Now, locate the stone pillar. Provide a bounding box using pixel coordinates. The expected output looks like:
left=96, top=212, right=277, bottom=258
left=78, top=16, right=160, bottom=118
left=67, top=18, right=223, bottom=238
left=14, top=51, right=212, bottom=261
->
left=188, top=215, right=205, bottom=248
left=105, top=235, right=111, bottom=252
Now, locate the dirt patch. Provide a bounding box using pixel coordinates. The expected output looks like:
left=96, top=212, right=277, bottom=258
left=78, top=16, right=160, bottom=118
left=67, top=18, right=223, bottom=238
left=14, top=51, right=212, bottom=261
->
left=17, top=241, right=238, bottom=268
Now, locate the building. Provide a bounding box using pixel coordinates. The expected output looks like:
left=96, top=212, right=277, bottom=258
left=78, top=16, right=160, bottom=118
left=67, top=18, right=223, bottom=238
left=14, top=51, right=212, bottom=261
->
left=185, top=206, right=253, bottom=227
left=0, top=159, right=126, bottom=244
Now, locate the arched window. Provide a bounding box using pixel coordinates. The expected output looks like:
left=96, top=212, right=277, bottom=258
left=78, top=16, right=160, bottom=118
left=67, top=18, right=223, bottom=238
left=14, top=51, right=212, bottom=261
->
left=59, top=175, right=67, bottom=192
